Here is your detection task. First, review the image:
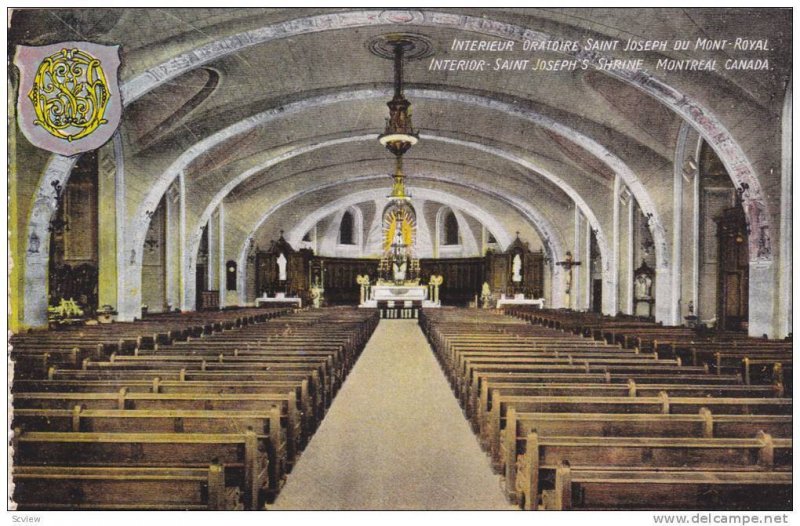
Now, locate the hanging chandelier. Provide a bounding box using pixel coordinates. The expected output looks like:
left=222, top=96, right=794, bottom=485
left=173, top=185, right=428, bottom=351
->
left=368, top=33, right=432, bottom=284
left=377, top=39, right=419, bottom=157
left=372, top=34, right=430, bottom=202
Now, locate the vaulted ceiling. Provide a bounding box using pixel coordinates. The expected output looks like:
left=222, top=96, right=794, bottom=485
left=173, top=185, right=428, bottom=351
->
left=10, top=8, right=791, bottom=262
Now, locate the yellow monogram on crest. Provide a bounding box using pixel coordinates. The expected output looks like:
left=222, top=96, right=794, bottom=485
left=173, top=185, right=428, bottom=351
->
left=28, top=48, right=110, bottom=142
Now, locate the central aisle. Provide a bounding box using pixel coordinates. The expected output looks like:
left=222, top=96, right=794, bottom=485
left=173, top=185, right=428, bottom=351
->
left=272, top=319, right=514, bottom=510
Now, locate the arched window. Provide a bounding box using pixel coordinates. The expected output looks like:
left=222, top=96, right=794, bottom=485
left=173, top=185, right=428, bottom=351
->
left=443, top=211, right=459, bottom=246
left=339, top=210, right=355, bottom=245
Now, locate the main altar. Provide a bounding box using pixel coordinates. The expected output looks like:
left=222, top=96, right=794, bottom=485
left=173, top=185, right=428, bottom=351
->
left=355, top=35, right=442, bottom=318
left=359, top=280, right=440, bottom=318
left=355, top=159, right=443, bottom=318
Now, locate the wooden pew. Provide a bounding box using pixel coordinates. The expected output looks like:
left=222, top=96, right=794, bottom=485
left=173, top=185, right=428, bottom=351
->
left=500, top=408, right=793, bottom=501
left=13, top=464, right=237, bottom=510
left=546, top=463, right=792, bottom=510
left=465, top=371, right=744, bottom=418
left=475, top=381, right=778, bottom=440
left=484, top=394, right=791, bottom=462
left=515, top=431, right=791, bottom=510
left=13, top=406, right=287, bottom=496
left=423, top=307, right=794, bottom=512
left=13, top=377, right=316, bottom=432
left=459, top=362, right=713, bottom=407
left=13, top=430, right=268, bottom=510
left=13, top=391, right=303, bottom=465
left=10, top=307, right=379, bottom=510
left=46, top=367, right=326, bottom=421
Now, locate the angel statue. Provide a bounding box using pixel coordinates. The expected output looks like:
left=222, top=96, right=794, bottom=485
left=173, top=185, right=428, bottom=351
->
left=429, top=274, right=444, bottom=304
left=356, top=274, right=371, bottom=305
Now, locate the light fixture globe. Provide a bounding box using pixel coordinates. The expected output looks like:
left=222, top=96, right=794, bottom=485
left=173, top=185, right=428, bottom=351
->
left=378, top=133, right=418, bottom=157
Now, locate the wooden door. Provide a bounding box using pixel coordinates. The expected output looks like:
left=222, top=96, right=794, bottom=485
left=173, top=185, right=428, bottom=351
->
left=716, top=203, right=749, bottom=331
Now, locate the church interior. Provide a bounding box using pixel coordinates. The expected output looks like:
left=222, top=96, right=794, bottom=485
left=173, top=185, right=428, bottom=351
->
left=7, top=8, right=793, bottom=511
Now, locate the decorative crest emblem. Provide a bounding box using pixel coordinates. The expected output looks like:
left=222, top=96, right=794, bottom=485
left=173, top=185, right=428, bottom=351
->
left=15, top=42, right=122, bottom=155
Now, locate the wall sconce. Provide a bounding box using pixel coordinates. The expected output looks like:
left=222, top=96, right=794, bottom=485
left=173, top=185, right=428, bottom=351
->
left=50, top=180, right=63, bottom=204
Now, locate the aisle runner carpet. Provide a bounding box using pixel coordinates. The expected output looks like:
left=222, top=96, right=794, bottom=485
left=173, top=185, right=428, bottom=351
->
left=272, top=320, right=513, bottom=510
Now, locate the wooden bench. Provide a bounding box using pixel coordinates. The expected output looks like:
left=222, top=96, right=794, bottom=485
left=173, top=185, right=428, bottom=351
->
left=500, top=408, right=793, bottom=501
left=13, top=377, right=316, bottom=431
left=12, top=464, right=237, bottom=510
left=546, top=463, right=792, bottom=510
left=465, top=371, right=744, bottom=418
left=13, top=391, right=303, bottom=464
left=459, top=363, right=713, bottom=407
left=484, top=394, right=791, bottom=461
left=13, top=406, right=287, bottom=496
left=13, top=430, right=268, bottom=510
left=515, top=431, right=791, bottom=510
left=475, top=381, right=778, bottom=438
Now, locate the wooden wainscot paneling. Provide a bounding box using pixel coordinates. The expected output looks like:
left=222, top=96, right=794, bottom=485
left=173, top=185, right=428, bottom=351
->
left=319, top=257, right=380, bottom=305
left=420, top=258, right=485, bottom=306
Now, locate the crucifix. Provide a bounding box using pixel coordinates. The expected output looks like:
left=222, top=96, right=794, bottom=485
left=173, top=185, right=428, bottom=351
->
left=556, top=251, right=582, bottom=306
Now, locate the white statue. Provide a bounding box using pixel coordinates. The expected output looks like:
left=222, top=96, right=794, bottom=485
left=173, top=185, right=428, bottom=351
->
left=429, top=274, right=444, bottom=304
left=512, top=254, right=522, bottom=282
left=393, top=261, right=407, bottom=281
left=277, top=253, right=287, bottom=281
left=635, top=274, right=653, bottom=299
left=393, top=219, right=405, bottom=246
left=310, top=286, right=323, bottom=309
left=356, top=274, right=370, bottom=305
left=480, top=282, right=492, bottom=309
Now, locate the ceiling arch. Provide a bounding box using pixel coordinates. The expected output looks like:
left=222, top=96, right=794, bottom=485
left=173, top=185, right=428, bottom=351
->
left=280, top=188, right=501, bottom=256
left=180, top=133, right=599, bottom=298
left=130, top=87, right=646, bottom=293
left=231, top=184, right=565, bottom=306
left=111, top=8, right=769, bottom=263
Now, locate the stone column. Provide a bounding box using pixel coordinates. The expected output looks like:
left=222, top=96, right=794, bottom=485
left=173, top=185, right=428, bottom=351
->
left=207, top=210, right=218, bottom=292
left=218, top=202, right=226, bottom=308
left=572, top=207, right=582, bottom=310
left=607, top=174, right=621, bottom=315
left=97, top=141, right=118, bottom=312
left=164, top=182, right=181, bottom=312
left=178, top=172, right=192, bottom=311
left=618, top=188, right=633, bottom=315
left=777, top=78, right=792, bottom=337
